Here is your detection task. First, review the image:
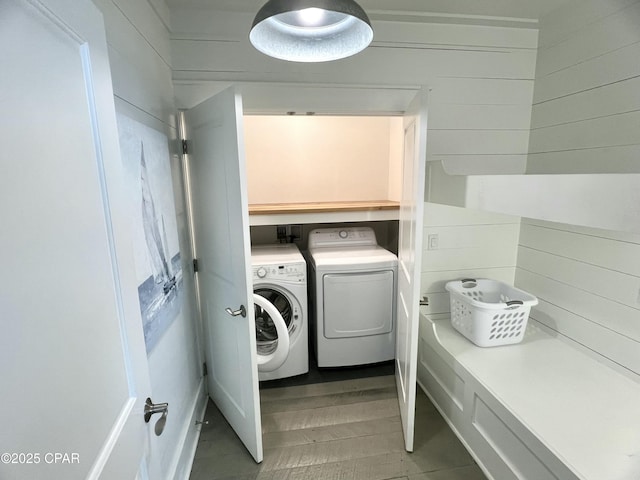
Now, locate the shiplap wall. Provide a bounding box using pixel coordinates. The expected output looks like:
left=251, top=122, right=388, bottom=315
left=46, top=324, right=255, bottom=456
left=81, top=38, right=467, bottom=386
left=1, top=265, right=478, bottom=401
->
left=91, top=2, right=204, bottom=479
left=528, top=0, right=640, bottom=173
left=170, top=9, right=537, bottom=175
left=515, top=219, right=640, bottom=379
left=420, top=203, right=521, bottom=318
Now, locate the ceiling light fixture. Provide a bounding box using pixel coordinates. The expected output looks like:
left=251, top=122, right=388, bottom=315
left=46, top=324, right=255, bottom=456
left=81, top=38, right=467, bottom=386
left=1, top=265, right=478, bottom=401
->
left=249, top=0, right=374, bottom=63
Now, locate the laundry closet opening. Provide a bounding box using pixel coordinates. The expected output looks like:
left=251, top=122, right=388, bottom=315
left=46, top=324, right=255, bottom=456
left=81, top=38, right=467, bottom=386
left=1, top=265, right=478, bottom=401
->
left=245, top=114, right=403, bottom=389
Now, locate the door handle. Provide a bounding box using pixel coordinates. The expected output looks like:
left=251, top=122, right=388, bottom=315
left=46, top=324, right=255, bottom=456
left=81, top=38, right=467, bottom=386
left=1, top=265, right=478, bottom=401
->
left=225, top=305, right=246, bottom=318
left=144, top=397, right=168, bottom=436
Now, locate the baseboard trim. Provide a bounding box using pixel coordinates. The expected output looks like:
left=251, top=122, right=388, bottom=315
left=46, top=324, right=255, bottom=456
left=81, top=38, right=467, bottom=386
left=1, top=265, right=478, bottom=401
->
left=169, top=378, right=208, bottom=480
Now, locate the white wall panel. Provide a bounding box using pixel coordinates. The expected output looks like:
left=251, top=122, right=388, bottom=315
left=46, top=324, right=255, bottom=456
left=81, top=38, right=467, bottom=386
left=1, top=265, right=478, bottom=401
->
left=515, top=219, right=640, bottom=376
left=528, top=0, right=640, bottom=173
left=94, top=0, right=175, bottom=125
left=429, top=77, right=535, bottom=106
left=530, top=111, right=640, bottom=153
left=527, top=146, right=640, bottom=174
left=533, top=42, right=640, bottom=104
left=532, top=76, right=640, bottom=129
left=172, top=40, right=537, bottom=86
left=536, top=1, right=640, bottom=77
left=420, top=203, right=520, bottom=318
left=428, top=130, right=530, bottom=156
left=429, top=104, right=532, bottom=130
left=111, top=0, right=172, bottom=64
left=519, top=223, right=640, bottom=274
left=537, top=0, right=639, bottom=48
left=170, top=9, right=537, bottom=176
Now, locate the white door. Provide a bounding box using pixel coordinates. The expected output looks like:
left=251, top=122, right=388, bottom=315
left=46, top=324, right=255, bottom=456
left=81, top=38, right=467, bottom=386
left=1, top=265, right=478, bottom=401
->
left=181, top=88, right=263, bottom=462
left=396, top=89, right=429, bottom=452
left=0, top=1, right=157, bottom=479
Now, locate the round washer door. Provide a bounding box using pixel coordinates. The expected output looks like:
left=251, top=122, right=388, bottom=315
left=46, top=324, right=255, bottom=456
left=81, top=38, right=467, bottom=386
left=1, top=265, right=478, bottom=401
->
left=253, top=293, right=290, bottom=372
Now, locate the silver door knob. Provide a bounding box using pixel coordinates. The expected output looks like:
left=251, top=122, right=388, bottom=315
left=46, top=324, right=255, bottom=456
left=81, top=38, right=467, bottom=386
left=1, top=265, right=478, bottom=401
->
left=225, top=305, right=246, bottom=317
left=144, top=397, right=168, bottom=436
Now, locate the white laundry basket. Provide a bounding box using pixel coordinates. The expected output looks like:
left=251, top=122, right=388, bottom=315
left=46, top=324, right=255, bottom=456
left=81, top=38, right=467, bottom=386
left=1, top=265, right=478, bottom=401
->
left=445, top=278, right=538, bottom=347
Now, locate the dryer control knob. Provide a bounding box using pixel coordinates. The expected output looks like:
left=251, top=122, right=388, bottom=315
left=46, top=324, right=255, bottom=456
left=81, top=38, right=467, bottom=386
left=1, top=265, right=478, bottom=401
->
left=339, top=230, right=348, bottom=239
left=256, top=267, right=267, bottom=278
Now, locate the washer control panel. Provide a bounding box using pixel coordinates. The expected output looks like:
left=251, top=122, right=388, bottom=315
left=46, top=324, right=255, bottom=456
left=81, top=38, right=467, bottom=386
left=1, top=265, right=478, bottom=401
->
left=308, top=227, right=377, bottom=248
left=252, top=263, right=306, bottom=282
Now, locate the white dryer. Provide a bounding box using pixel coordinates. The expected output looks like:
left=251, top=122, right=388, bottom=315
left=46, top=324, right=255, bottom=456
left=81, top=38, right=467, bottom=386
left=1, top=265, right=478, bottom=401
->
left=307, top=227, right=397, bottom=367
left=251, top=244, right=309, bottom=381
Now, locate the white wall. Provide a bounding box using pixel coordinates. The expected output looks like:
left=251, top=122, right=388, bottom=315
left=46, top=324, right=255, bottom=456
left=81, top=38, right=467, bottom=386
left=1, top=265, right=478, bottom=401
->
left=513, top=0, right=640, bottom=380
left=170, top=9, right=537, bottom=177
left=92, top=1, right=205, bottom=478
left=515, top=219, right=640, bottom=379
left=244, top=116, right=402, bottom=204
left=528, top=0, right=640, bottom=174
left=420, top=203, right=521, bottom=319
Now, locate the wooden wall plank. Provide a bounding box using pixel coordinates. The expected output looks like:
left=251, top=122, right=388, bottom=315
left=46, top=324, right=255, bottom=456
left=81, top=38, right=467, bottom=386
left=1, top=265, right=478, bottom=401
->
left=536, top=1, right=640, bottom=77
left=518, top=277, right=640, bottom=376
left=171, top=9, right=539, bottom=49
left=530, top=1, right=640, bottom=174
left=537, top=0, right=639, bottom=49
left=530, top=111, right=640, bottom=153
left=515, top=218, right=640, bottom=377
left=170, top=10, right=536, bottom=175
left=532, top=41, right=640, bottom=104
left=429, top=78, right=535, bottom=105
left=93, top=0, right=175, bottom=126
left=437, top=155, right=528, bottom=175
left=526, top=146, right=640, bottom=174
left=424, top=203, right=520, bottom=226
left=172, top=40, right=537, bottom=85
left=520, top=223, right=640, bottom=274
left=518, top=247, right=640, bottom=309
left=428, top=130, right=530, bottom=156
left=522, top=218, right=640, bottom=244
left=429, top=104, right=532, bottom=130
left=421, top=203, right=520, bottom=315
left=111, top=0, right=172, bottom=64
left=531, top=76, right=640, bottom=129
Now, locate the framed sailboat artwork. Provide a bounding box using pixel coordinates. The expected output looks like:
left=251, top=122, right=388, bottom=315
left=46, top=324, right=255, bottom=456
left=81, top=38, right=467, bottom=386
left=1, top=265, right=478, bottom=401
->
left=117, top=113, right=183, bottom=354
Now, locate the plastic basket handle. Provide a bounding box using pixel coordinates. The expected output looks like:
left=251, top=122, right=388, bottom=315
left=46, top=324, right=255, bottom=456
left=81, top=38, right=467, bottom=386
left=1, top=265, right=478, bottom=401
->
left=506, top=300, right=524, bottom=307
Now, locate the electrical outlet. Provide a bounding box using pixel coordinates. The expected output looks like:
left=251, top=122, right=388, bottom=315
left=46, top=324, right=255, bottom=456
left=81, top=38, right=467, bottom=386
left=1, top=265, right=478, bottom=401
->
left=636, top=287, right=640, bottom=305
left=428, top=234, right=439, bottom=250
left=290, top=224, right=302, bottom=241
left=276, top=225, right=286, bottom=241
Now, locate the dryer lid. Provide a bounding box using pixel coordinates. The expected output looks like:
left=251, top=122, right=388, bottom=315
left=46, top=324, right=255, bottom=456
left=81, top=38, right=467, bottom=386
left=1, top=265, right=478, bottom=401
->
left=310, top=245, right=397, bottom=268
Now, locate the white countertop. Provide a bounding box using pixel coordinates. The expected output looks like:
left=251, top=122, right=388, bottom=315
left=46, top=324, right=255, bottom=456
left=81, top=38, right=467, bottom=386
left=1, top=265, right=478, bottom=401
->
left=422, top=314, right=640, bottom=480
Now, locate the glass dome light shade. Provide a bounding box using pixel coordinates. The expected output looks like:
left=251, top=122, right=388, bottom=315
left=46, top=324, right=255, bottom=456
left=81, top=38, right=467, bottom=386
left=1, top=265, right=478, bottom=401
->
left=249, top=0, right=374, bottom=62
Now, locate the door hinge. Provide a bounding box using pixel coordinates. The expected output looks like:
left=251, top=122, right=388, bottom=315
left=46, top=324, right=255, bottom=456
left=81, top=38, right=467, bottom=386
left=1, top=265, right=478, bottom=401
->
left=182, top=139, right=189, bottom=155
left=202, top=362, right=208, bottom=377
left=193, top=258, right=199, bottom=273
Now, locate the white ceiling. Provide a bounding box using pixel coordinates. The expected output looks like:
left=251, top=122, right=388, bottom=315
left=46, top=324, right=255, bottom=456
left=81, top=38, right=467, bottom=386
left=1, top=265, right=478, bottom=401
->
left=165, top=0, right=573, bottom=22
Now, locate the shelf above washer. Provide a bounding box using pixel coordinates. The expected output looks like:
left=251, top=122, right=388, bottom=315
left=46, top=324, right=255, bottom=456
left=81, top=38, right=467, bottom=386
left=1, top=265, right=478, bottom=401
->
left=248, top=201, right=400, bottom=226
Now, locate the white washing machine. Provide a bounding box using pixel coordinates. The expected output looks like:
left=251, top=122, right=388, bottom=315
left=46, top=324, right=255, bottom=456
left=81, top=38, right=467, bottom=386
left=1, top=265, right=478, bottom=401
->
left=307, top=227, right=397, bottom=367
left=251, top=244, right=309, bottom=381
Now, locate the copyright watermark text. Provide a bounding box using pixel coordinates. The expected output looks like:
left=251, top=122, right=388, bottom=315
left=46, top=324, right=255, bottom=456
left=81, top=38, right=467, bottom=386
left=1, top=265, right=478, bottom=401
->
left=1, top=452, right=80, bottom=465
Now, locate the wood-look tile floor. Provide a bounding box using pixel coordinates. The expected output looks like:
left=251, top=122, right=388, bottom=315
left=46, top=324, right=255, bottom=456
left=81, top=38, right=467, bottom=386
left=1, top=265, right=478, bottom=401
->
left=190, top=376, right=487, bottom=480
